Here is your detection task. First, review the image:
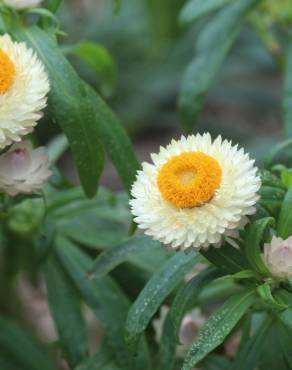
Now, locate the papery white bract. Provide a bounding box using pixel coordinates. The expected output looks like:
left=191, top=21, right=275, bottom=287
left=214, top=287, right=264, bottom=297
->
left=0, top=34, right=49, bottom=149
left=0, top=140, right=52, bottom=196
left=264, top=236, right=292, bottom=279
left=3, top=0, right=42, bottom=9
left=130, top=133, right=261, bottom=250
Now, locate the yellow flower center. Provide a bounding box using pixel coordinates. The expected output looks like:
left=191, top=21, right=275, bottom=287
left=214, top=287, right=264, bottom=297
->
left=157, top=151, right=222, bottom=208
left=0, top=48, right=15, bottom=94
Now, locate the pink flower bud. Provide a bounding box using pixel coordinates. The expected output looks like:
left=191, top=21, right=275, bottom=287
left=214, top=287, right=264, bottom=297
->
left=264, top=236, right=292, bottom=279
left=0, top=140, right=51, bottom=196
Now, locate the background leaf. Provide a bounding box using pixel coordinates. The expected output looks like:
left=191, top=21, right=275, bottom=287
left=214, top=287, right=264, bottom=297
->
left=243, top=217, right=273, bottom=274
left=283, top=37, right=292, bottom=138
left=0, top=317, right=55, bottom=370
left=277, top=187, right=292, bottom=238
left=125, top=251, right=201, bottom=351
left=179, top=0, right=232, bottom=25
left=178, top=0, right=260, bottom=132
left=73, top=41, right=117, bottom=98
left=55, top=237, right=150, bottom=370
left=45, top=257, right=88, bottom=367
left=89, top=235, right=170, bottom=278
left=182, top=289, right=257, bottom=370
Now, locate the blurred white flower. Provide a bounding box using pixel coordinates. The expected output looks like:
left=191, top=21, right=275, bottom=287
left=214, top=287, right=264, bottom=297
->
left=152, top=305, right=205, bottom=358
left=131, top=133, right=260, bottom=250
left=0, top=140, right=51, bottom=196
left=0, top=34, right=49, bottom=149
left=3, top=0, right=42, bottom=9
left=264, top=236, right=292, bottom=279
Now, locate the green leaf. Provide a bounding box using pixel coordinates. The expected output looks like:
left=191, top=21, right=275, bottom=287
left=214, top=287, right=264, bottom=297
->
left=12, top=26, right=104, bottom=198
left=257, top=283, right=288, bottom=310
left=259, top=186, right=285, bottom=202
left=233, top=315, right=273, bottom=370
left=243, top=217, right=274, bottom=275
left=277, top=322, right=292, bottom=368
left=0, top=317, right=55, bottom=370
left=259, top=170, right=285, bottom=189
left=76, top=349, right=117, bottom=370
left=46, top=0, right=62, bottom=13
left=156, top=268, right=221, bottom=370
left=125, top=251, right=201, bottom=351
left=179, top=0, right=232, bottom=25
left=265, top=138, right=292, bottom=168
left=113, top=0, right=121, bottom=14
left=55, top=237, right=150, bottom=370
left=182, top=289, right=257, bottom=370
left=178, top=0, right=260, bottom=132
left=155, top=312, right=176, bottom=370
left=169, top=267, right=221, bottom=342
left=84, top=83, right=140, bottom=194
left=283, top=37, right=292, bottom=139
left=231, top=270, right=260, bottom=280
left=47, top=133, right=68, bottom=164
left=281, top=169, right=292, bottom=188
left=278, top=187, right=292, bottom=238
left=274, top=290, right=292, bottom=330
left=44, top=257, right=88, bottom=367
left=88, top=236, right=169, bottom=278
left=202, top=243, right=248, bottom=274
left=73, top=42, right=117, bottom=98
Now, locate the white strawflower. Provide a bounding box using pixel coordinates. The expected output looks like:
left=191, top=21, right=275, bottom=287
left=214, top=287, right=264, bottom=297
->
left=130, top=133, right=260, bottom=250
left=0, top=34, right=49, bottom=149
left=3, top=0, right=42, bottom=9
left=264, top=236, right=292, bottom=279
left=0, top=140, right=52, bottom=196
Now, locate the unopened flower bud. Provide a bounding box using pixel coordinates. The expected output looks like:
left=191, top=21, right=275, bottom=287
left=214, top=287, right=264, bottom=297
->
left=263, top=236, right=292, bottom=279
left=0, top=140, right=51, bottom=196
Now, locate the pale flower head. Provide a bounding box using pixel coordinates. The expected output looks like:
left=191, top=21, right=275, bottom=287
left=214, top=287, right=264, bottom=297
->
left=0, top=140, right=52, bottom=196
left=130, top=133, right=261, bottom=250
left=264, top=236, right=292, bottom=279
left=3, top=0, right=42, bottom=9
left=0, top=34, right=49, bottom=148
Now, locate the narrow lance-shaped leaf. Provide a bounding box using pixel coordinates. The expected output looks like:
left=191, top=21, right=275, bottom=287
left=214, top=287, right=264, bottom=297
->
left=202, top=242, right=248, bottom=274
left=232, top=315, right=273, bottom=370
left=169, top=267, right=221, bottom=342
left=73, top=41, right=117, bottom=98
left=0, top=317, right=56, bottom=370
left=125, top=251, right=202, bottom=352
left=157, top=267, right=221, bottom=370
left=179, top=0, right=232, bottom=25
left=88, top=235, right=168, bottom=278
left=46, top=0, right=63, bottom=13
left=244, top=217, right=274, bottom=275
left=55, top=236, right=150, bottom=370
left=45, top=257, right=88, bottom=367
left=278, top=187, right=292, bottom=238
left=178, top=0, right=261, bottom=132
left=84, top=82, right=140, bottom=193
left=283, top=36, right=292, bottom=138
left=182, top=289, right=257, bottom=370
left=12, top=26, right=104, bottom=198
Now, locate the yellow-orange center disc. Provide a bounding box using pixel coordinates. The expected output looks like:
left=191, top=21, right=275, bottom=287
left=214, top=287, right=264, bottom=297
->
left=0, top=48, right=15, bottom=94
left=157, top=151, right=222, bottom=208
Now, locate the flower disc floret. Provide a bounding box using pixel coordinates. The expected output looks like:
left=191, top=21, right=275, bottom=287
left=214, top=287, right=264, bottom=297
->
left=0, top=49, right=15, bottom=94
left=157, top=151, right=222, bottom=208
